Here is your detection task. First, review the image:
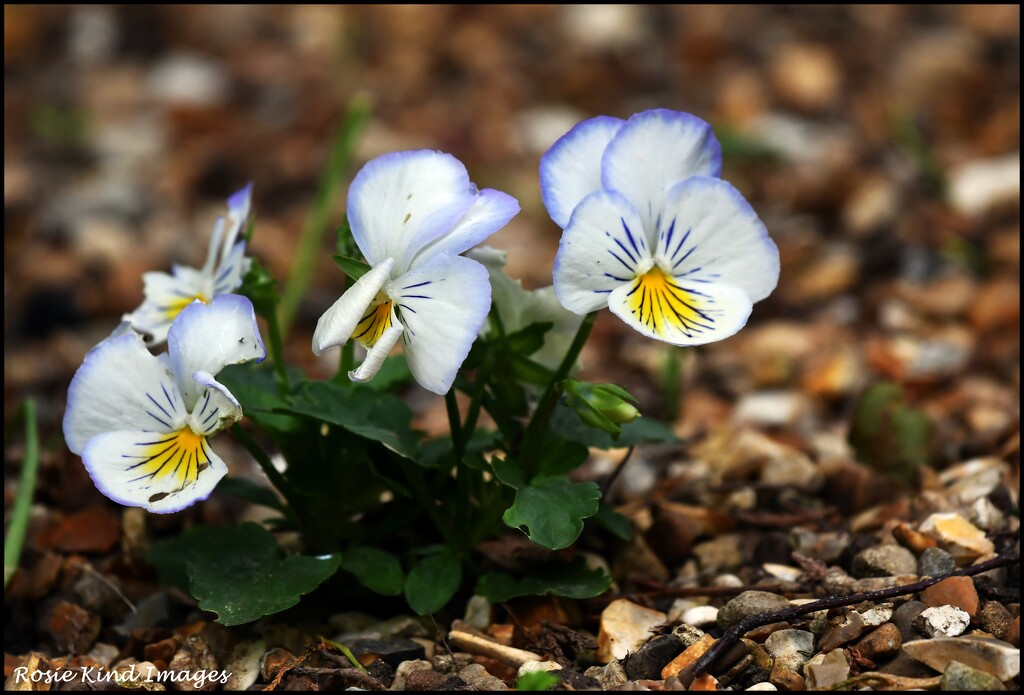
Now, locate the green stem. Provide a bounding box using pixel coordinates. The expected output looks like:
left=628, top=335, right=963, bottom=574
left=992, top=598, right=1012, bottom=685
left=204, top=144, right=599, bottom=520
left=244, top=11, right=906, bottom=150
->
left=4, top=398, right=39, bottom=588
left=231, top=424, right=301, bottom=526
left=265, top=308, right=290, bottom=397
left=445, top=391, right=464, bottom=462
left=279, top=94, right=372, bottom=337
left=520, top=312, right=597, bottom=475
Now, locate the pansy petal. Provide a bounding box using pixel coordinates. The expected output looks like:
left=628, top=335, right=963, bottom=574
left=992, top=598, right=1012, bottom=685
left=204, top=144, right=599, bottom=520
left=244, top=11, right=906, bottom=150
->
left=608, top=276, right=753, bottom=346
left=82, top=429, right=228, bottom=514
left=410, top=189, right=520, bottom=269
left=540, top=115, right=625, bottom=229
left=654, top=176, right=779, bottom=302
left=392, top=255, right=492, bottom=395
left=168, top=294, right=266, bottom=410
left=124, top=269, right=208, bottom=345
left=349, top=324, right=405, bottom=383
left=312, top=258, right=394, bottom=356
left=552, top=189, right=650, bottom=314
left=64, top=331, right=185, bottom=454
left=212, top=241, right=251, bottom=295
left=601, top=109, right=722, bottom=237
left=222, top=182, right=253, bottom=257
left=186, top=370, right=244, bottom=437
left=348, top=150, right=477, bottom=272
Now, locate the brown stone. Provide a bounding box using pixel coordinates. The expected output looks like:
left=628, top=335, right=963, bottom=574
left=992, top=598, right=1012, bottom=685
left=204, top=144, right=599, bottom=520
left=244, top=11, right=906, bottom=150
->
left=404, top=670, right=467, bottom=691
left=44, top=601, right=101, bottom=654
left=920, top=576, right=980, bottom=617
left=660, top=634, right=715, bottom=680
left=1007, top=616, right=1019, bottom=648
left=689, top=673, right=719, bottom=690
left=34, top=507, right=122, bottom=554
left=144, top=636, right=183, bottom=664
left=892, top=522, right=937, bottom=554
left=854, top=623, right=902, bottom=660
left=769, top=662, right=806, bottom=691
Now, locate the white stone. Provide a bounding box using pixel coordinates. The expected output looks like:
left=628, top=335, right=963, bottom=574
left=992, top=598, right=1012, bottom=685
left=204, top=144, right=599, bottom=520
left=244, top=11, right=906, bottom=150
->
left=390, top=660, right=432, bottom=691
left=517, top=660, right=562, bottom=678
left=763, top=563, right=803, bottom=582
left=746, top=683, right=779, bottom=691
left=857, top=602, right=895, bottom=627
left=914, top=606, right=970, bottom=638
left=596, top=600, right=666, bottom=663
left=950, top=153, right=1020, bottom=217
left=919, top=512, right=995, bottom=563
left=681, top=606, right=719, bottom=628
left=903, top=636, right=1020, bottom=681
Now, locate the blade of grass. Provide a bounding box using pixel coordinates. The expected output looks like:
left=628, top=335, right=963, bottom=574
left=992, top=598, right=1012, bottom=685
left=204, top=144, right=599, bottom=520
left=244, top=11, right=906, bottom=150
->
left=278, top=93, right=373, bottom=337
left=5, top=398, right=40, bottom=588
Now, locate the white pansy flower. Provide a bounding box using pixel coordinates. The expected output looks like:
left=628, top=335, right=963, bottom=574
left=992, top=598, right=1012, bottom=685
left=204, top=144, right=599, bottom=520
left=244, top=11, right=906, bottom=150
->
left=64, top=295, right=266, bottom=513
left=124, top=184, right=254, bottom=345
left=466, top=245, right=584, bottom=371
left=541, top=109, right=779, bottom=345
left=313, top=150, right=520, bottom=394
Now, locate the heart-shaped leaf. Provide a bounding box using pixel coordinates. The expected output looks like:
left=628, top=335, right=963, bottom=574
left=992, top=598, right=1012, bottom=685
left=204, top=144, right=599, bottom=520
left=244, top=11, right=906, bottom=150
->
left=341, top=546, right=404, bottom=596
left=404, top=552, right=462, bottom=615
left=183, top=523, right=340, bottom=626
left=502, top=477, right=600, bottom=550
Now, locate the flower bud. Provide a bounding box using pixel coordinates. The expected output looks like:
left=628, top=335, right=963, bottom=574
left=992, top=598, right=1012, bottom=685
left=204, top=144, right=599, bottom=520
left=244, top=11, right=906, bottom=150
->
left=564, top=380, right=640, bottom=435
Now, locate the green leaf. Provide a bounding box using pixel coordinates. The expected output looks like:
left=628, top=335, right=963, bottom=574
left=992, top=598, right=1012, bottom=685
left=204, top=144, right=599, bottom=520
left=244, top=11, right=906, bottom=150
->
left=185, top=524, right=340, bottom=626
left=502, top=477, right=600, bottom=550
left=217, top=477, right=284, bottom=512
left=517, top=671, right=561, bottom=691
left=341, top=546, right=404, bottom=596
left=218, top=363, right=303, bottom=433
left=331, top=254, right=372, bottom=280
left=506, top=322, right=553, bottom=356
left=593, top=503, right=632, bottom=541
left=147, top=526, right=210, bottom=592
left=491, top=456, right=526, bottom=490
left=552, top=405, right=679, bottom=449
left=476, top=558, right=612, bottom=603
left=238, top=258, right=280, bottom=319
left=287, top=381, right=419, bottom=459
left=849, top=382, right=931, bottom=482
left=361, top=355, right=413, bottom=392
left=535, top=437, right=590, bottom=478
left=405, top=552, right=462, bottom=615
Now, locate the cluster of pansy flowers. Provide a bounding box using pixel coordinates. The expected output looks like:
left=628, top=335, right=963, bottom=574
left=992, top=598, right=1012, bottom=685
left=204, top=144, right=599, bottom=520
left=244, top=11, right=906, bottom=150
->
left=65, top=108, right=779, bottom=513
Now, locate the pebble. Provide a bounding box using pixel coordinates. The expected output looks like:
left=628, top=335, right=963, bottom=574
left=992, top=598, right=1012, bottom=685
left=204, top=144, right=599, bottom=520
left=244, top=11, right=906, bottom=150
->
left=762, top=564, right=802, bottom=583
left=584, top=661, right=627, bottom=690
left=595, top=600, right=667, bottom=663
left=624, top=634, right=684, bottom=680
left=223, top=640, right=266, bottom=691
left=146, top=52, right=229, bottom=107
left=350, top=638, right=425, bottom=668
left=673, top=624, right=707, bottom=648
left=517, top=660, right=561, bottom=677
left=660, top=634, right=715, bottom=680
left=919, top=513, right=995, bottom=564
left=893, top=522, right=938, bottom=554
left=914, top=606, right=971, bottom=637
left=391, top=660, right=432, bottom=691
left=919, top=547, right=957, bottom=577
left=403, top=670, right=465, bottom=691
left=858, top=602, right=895, bottom=627
left=903, top=636, right=1020, bottom=680
left=459, top=663, right=508, bottom=691
left=852, top=544, right=918, bottom=578
left=1006, top=616, right=1019, bottom=648
left=941, top=458, right=1005, bottom=506
left=718, top=591, right=792, bottom=630
left=855, top=622, right=902, bottom=660
left=681, top=606, right=719, bottom=628
left=764, top=629, right=814, bottom=671
left=805, top=649, right=850, bottom=690
left=463, top=595, right=492, bottom=631
left=921, top=576, right=980, bottom=617
left=893, top=600, right=928, bottom=642
left=949, top=152, right=1021, bottom=217
left=941, top=660, right=1007, bottom=691
left=978, top=601, right=1012, bottom=640
left=746, top=683, right=778, bottom=691
left=819, top=611, right=867, bottom=652
left=790, top=528, right=849, bottom=562
left=692, top=535, right=744, bottom=573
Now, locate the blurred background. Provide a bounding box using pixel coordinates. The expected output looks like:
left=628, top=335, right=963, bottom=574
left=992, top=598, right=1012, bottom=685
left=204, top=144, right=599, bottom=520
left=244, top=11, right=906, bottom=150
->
left=4, top=6, right=1020, bottom=471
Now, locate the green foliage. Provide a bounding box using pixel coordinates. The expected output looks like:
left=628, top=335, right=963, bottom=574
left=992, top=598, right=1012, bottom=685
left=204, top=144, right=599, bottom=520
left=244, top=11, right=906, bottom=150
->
left=332, top=254, right=372, bottom=280
left=477, top=558, right=611, bottom=603
left=849, top=382, right=931, bottom=482
left=516, top=670, right=561, bottom=691
left=503, top=477, right=601, bottom=550
left=551, top=403, right=680, bottom=449
left=405, top=552, right=462, bottom=615
left=148, top=524, right=340, bottom=626
left=340, top=546, right=405, bottom=596
left=564, top=380, right=640, bottom=435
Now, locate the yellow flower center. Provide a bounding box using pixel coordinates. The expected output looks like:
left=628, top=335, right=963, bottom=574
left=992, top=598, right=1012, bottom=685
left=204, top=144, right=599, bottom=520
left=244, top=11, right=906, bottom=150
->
left=129, top=428, right=210, bottom=487
left=164, top=293, right=211, bottom=321
left=353, top=298, right=394, bottom=348
left=626, top=266, right=710, bottom=337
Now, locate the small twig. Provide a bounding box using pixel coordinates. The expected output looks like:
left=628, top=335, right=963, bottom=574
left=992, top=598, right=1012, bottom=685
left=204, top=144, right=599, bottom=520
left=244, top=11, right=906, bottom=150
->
left=83, top=564, right=137, bottom=613
left=682, top=551, right=1021, bottom=685
left=600, top=446, right=635, bottom=497
left=429, top=612, right=459, bottom=675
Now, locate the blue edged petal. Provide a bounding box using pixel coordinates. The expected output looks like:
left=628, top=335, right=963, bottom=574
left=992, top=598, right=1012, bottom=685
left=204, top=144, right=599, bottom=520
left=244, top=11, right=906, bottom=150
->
left=347, top=150, right=478, bottom=274
left=601, top=109, right=722, bottom=240
left=391, top=254, right=492, bottom=394
left=410, top=188, right=520, bottom=270
left=540, top=115, right=625, bottom=229
left=653, top=176, right=779, bottom=303
left=63, top=330, right=185, bottom=454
